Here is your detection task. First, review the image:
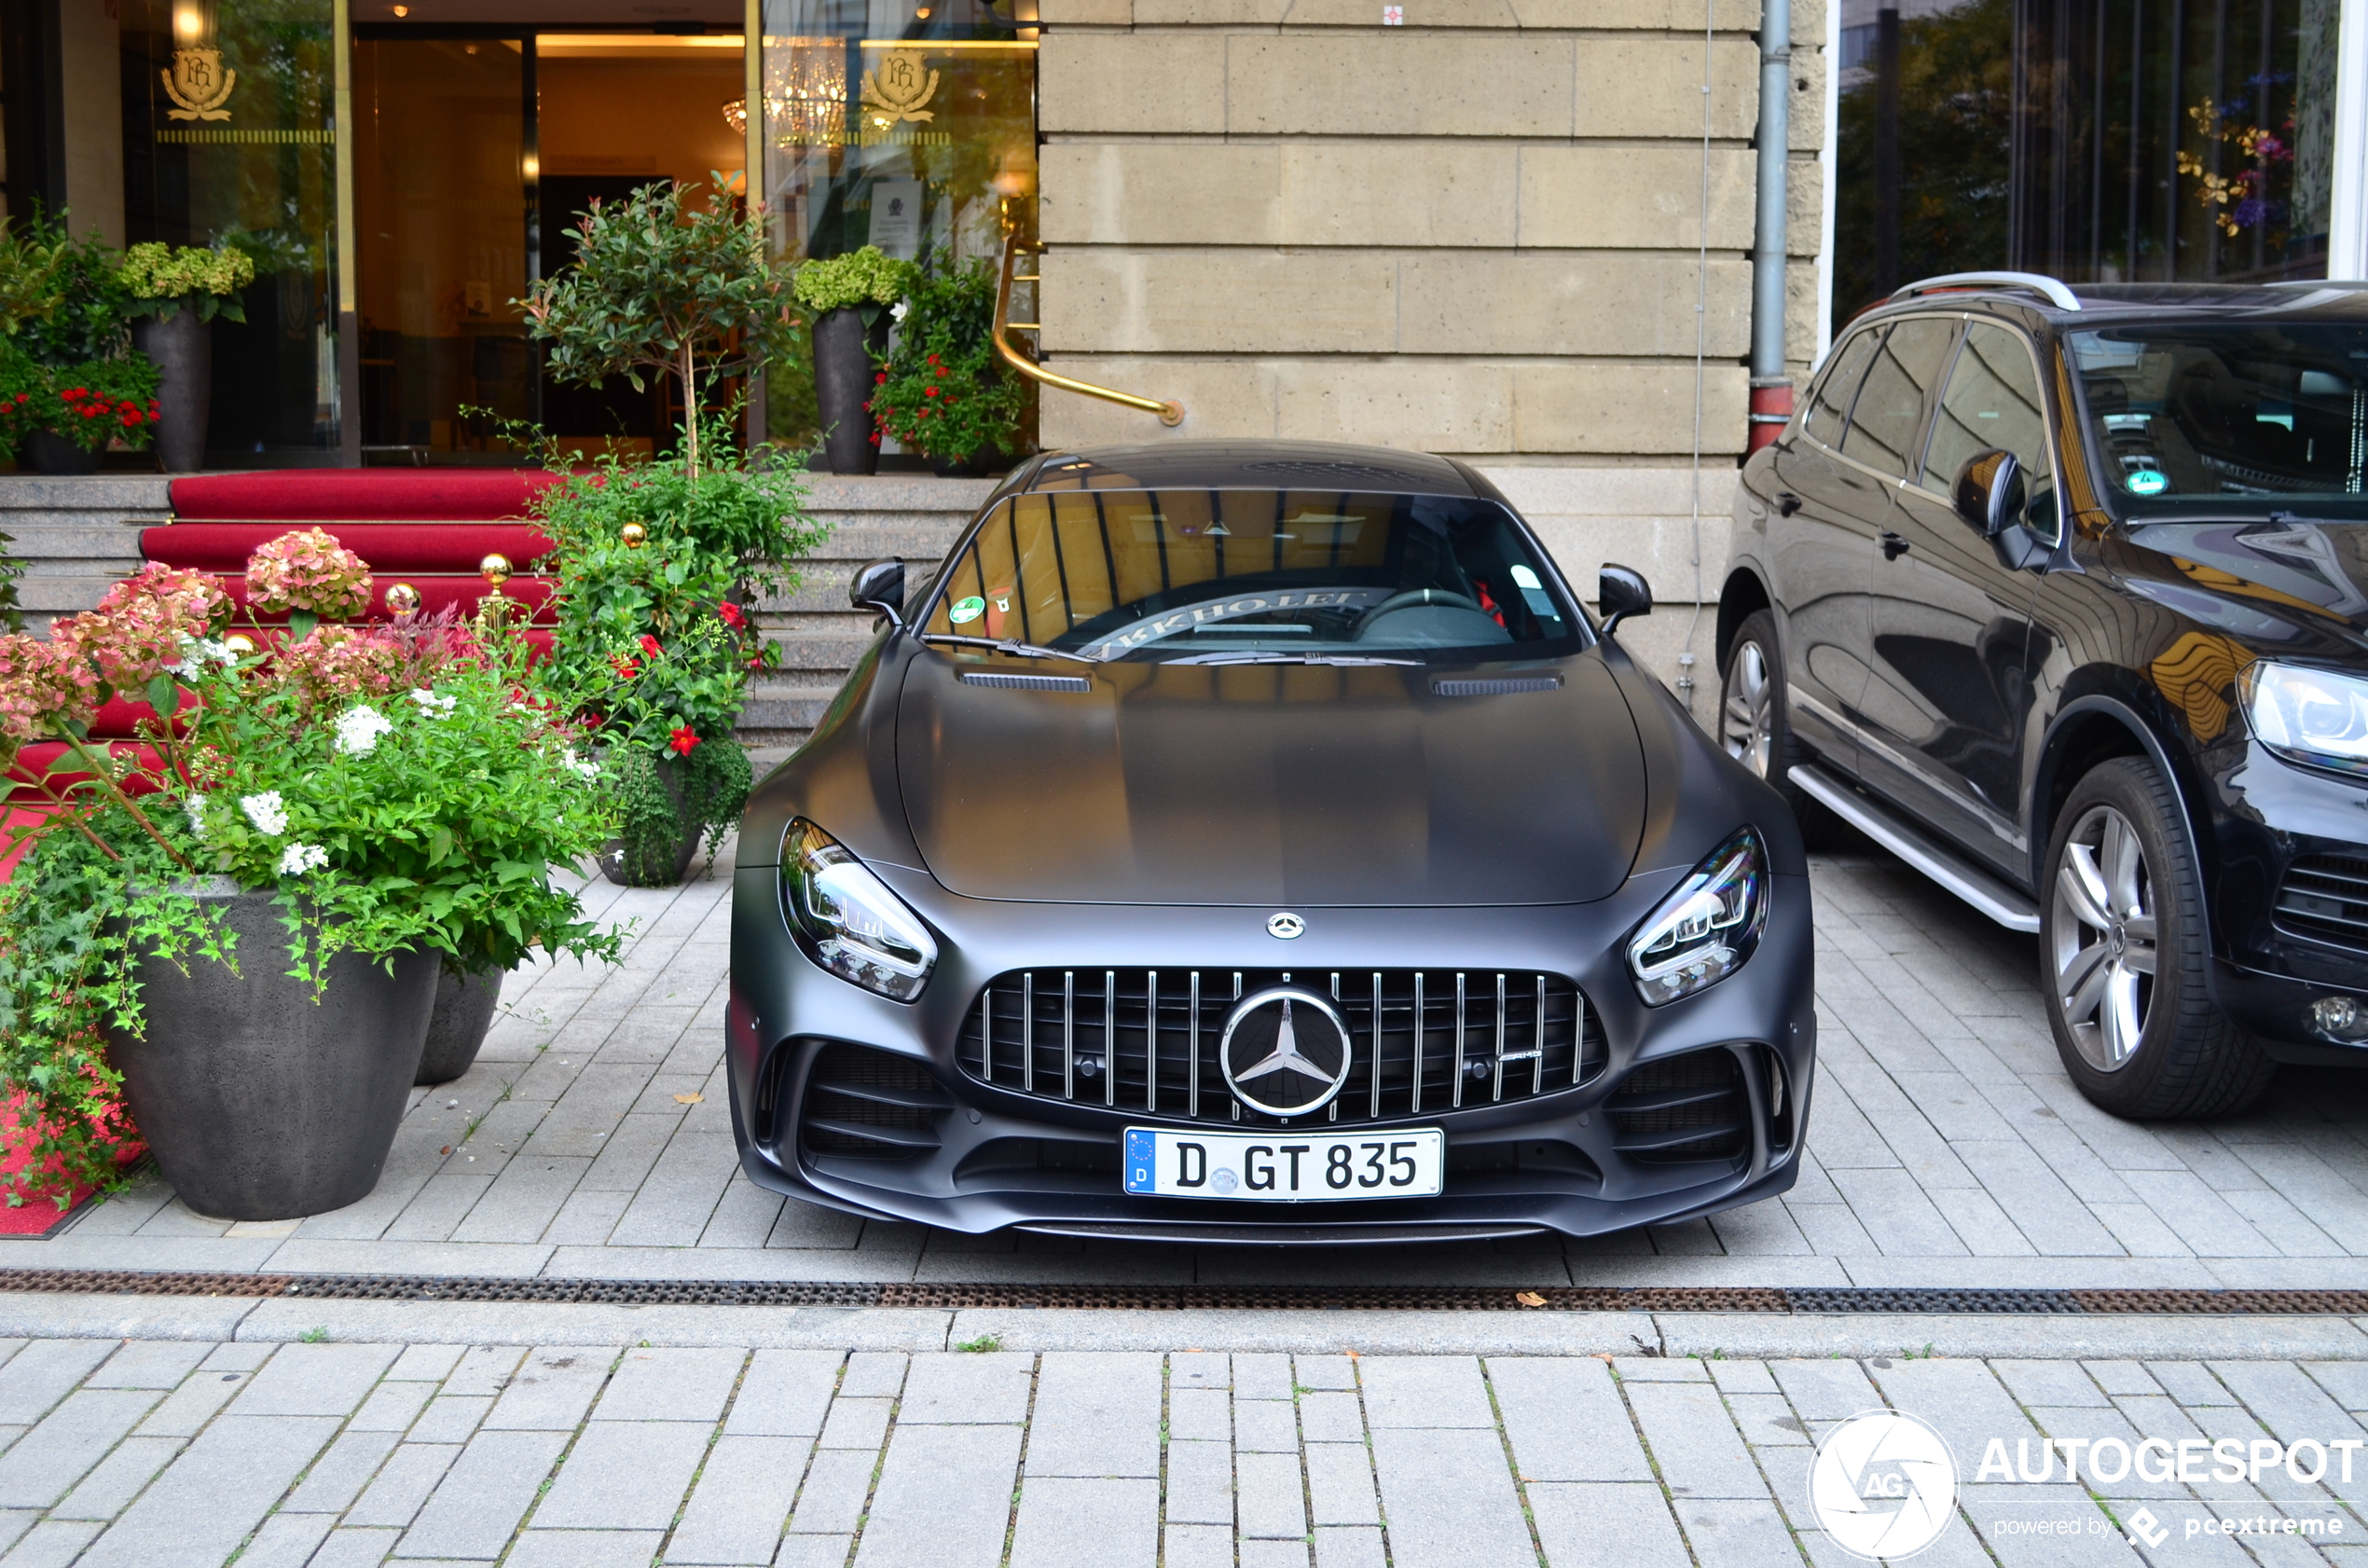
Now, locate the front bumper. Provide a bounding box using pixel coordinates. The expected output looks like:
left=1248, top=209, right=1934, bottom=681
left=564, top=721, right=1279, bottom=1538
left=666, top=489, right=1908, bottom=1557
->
left=724, top=862, right=1818, bottom=1242
left=2210, top=745, right=2368, bottom=1058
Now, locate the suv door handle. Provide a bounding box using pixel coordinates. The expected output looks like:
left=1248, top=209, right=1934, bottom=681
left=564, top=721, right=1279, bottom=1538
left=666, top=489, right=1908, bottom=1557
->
left=1880, top=531, right=1911, bottom=560
left=1775, top=491, right=1803, bottom=516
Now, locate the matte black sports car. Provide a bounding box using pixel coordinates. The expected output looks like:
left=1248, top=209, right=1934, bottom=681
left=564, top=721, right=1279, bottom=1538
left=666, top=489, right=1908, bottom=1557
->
left=727, top=440, right=1814, bottom=1242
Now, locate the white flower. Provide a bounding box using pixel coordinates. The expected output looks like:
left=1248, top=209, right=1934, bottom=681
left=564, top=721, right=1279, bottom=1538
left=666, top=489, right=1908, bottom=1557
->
left=240, top=791, right=288, bottom=836
left=334, top=704, right=394, bottom=756
left=277, top=842, right=328, bottom=876
left=185, top=793, right=208, bottom=842
left=890, top=300, right=909, bottom=323
left=410, top=688, right=458, bottom=719
left=166, top=636, right=237, bottom=679
left=560, top=747, right=599, bottom=780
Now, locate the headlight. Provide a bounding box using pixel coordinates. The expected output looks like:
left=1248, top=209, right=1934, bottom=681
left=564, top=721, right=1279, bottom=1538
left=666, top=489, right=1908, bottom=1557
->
left=779, top=818, right=938, bottom=1001
left=1626, top=828, right=1769, bottom=1005
left=2243, top=662, right=2368, bottom=777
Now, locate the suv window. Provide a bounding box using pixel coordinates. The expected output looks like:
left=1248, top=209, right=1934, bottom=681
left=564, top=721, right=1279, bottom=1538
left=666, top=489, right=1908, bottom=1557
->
left=1842, top=317, right=1959, bottom=476
left=1804, top=327, right=1881, bottom=448
left=1922, top=322, right=2058, bottom=537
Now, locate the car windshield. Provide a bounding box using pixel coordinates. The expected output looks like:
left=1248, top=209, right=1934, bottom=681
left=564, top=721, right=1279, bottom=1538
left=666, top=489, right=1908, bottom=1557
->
left=2071, top=323, right=2368, bottom=515
left=917, top=488, right=1585, bottom=661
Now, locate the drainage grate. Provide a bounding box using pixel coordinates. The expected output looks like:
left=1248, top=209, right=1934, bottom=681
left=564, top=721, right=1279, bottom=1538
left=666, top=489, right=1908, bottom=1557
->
left=4, top=1270, right=2368, bottom=1315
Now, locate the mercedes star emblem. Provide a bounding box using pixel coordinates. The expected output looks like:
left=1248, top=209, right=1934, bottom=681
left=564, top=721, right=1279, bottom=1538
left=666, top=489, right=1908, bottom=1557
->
left=1266, top=912, right=1305, bottom=939
left=1219, top=986, right=1353, bottom=1117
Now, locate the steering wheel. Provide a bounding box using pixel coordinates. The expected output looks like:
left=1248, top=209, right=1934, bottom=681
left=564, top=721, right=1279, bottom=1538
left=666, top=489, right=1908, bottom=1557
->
left=1363, top=587, right=1487, bottom=619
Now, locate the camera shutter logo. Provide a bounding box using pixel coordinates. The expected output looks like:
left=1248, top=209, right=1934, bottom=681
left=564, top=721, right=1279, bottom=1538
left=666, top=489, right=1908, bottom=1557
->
left=1809, top=1410, right=1958, bottom=1561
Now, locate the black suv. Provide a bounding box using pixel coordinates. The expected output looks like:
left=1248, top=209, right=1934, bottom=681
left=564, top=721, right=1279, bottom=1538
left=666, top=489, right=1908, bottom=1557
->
left=1722, top=271, right=2368, bottom=1119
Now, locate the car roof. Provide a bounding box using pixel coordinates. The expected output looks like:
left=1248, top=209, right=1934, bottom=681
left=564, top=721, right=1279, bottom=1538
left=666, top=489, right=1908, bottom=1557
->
left=1861, top=275, right=2368, bottom=331
left=1023, top=439, right=1480, bottom=497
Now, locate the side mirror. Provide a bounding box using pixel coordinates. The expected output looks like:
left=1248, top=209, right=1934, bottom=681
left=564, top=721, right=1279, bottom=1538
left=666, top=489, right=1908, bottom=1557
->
left=1951, top=448, right=2026, bottom=538
left=1598, top=564, right=1653, bottom=635
left=850, top=557, right=905, bottom=625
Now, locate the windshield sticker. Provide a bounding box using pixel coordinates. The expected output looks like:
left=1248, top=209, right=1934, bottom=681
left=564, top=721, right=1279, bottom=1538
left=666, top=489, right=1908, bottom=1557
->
left=949, top=596, right=986, bottom=625
left=1080, top=588, right=1398, bottom=657
left=2126, top=470, right=2170, bottom=496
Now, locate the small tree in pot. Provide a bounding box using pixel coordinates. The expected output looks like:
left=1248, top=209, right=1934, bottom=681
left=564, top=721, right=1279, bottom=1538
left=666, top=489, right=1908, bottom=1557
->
left=117, top=242, right=255, bottom=474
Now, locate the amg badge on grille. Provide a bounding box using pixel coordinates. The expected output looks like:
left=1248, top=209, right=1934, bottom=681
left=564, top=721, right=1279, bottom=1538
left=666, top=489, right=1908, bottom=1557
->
left=1219, top=986, right=1353, bottom=1116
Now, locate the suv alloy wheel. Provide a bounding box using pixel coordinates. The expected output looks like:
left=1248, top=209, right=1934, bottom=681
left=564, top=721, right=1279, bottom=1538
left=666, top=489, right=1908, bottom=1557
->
left=1720, top=610, right=1840, bottom=848
left=2039, top=757, right=2273, bottom=1118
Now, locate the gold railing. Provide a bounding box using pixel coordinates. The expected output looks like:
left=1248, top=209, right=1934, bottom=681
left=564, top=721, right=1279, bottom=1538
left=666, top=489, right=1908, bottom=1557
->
left=993, top=237, right=1183, bottom=427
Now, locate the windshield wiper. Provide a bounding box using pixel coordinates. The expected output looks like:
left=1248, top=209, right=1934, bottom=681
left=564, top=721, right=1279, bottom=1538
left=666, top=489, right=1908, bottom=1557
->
left=1161, top=651, right=1421, bottom=667
left=916, top=632, right=1104, bottom=666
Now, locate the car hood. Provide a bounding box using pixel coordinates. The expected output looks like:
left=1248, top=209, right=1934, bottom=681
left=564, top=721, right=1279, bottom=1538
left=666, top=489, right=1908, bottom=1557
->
left=894, top=654, right=1646, bottom=905
left=2123, top=516, right=2368, bottom=644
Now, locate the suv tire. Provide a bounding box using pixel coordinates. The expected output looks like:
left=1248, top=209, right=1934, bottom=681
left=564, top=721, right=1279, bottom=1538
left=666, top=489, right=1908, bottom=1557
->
left=1720, top=610, right=1843, bottom=848
left=2040, top=756, right=2273, bottom=1119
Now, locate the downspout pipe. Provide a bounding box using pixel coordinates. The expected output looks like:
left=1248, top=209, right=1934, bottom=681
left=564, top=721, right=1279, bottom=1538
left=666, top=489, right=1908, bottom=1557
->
left=1748, top=0, right=1794, bottom=453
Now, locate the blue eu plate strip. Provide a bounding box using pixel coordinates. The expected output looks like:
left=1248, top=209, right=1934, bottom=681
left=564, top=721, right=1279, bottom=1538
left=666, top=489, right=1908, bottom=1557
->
left=1124, top=1129, right=1155, bottom=1194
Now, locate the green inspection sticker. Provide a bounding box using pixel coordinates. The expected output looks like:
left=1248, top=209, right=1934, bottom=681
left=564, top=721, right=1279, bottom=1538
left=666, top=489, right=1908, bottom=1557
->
left=2126, top=469, right=2170, bottom=496
left=949, top=596, right=986, bottom=625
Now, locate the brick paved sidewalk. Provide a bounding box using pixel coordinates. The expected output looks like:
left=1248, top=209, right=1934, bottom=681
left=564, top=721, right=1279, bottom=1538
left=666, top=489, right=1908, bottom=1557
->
left=13, top=845, right=2368, bottom=1290
left=10, top=1328, right=2368, bottom=1566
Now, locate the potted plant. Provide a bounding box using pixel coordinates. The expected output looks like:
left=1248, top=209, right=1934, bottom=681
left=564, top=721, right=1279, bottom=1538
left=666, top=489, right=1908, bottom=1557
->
left=530, top=414, right=828, bottom=886
left=871, top=254, right=1027, bottom=477
left=792, top=245, right=915, bottom=475
left=0, top=216, right=159, bottom=475
left=0, top=539, right=621, bottom=1220
left=117, top=241, right=255, bottom=474
left=522, top=173, right=802, bottom=480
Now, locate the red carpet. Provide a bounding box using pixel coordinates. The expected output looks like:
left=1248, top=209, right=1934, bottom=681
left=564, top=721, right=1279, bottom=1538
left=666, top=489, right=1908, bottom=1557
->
left=0, top=1092, right=145, bottom=1236
left=170, top=468, right=564, bottom=521
left=143, top=520, right=554, bottom=573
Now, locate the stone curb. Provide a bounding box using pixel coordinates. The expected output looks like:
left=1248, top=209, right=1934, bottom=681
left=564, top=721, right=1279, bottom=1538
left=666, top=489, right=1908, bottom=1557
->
left=9, top=1290, right=2368, bottom=1358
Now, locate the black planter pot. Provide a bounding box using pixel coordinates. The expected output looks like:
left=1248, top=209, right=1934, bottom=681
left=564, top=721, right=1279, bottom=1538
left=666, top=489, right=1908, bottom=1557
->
left=416, top=965, right=503, bottom=1084
left=813, top=306, right=890, bottom=476
left=106, top=886, right=438, bottom=1221
left=926, top=444, right=1013, bottom=479
left=598, top=755, right=705, bottom=887
left=21, top=429, right=99, bottom=475
left=134, top=309, right=212, bottom=473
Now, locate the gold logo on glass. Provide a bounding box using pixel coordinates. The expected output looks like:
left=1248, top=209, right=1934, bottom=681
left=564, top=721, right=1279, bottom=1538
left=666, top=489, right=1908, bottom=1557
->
left=860, top=51, right=938, bottom=124
left=163, top=48, right=236, bottom=121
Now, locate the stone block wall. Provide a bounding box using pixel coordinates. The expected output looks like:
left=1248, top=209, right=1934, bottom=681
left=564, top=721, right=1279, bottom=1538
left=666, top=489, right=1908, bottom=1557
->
left=1029, top=0, right=1831, bottom=722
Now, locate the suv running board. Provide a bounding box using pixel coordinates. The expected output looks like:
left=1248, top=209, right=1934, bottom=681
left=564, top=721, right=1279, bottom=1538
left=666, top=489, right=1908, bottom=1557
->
left=1788, top=764, right=2043, bottom=933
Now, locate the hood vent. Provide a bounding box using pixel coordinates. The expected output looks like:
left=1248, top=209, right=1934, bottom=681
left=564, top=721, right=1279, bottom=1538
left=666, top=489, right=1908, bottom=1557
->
left=1433, top=675, right=1562, bottom=696
left=959, top=671, right=1093, bottom=693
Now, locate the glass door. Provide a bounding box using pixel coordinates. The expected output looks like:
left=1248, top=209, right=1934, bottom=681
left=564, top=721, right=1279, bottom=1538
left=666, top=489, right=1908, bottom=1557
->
left=352, top=36, right=530, bottom=461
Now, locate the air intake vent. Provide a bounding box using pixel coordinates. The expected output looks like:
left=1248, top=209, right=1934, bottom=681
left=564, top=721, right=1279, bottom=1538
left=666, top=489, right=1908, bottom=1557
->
left=1607, top=1048, right=1749, bottom=1166
left=1432, top=676, right=1562, bottom=696
left=959, top=672, right=1093, bottom=692
left=800, top=1043, right=950, bottom=1159
left=2276, top=855, right=2368, bottom=953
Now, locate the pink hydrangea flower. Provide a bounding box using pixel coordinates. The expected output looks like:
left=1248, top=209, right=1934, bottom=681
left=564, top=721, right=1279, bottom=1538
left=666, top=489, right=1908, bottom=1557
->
left=279, top=625, right=403, bottom=713
left=246, top=529, right=375, bottom=621
left=48, top=566, right=230, bottom=693
left=0, top=633, right=98, bottom=750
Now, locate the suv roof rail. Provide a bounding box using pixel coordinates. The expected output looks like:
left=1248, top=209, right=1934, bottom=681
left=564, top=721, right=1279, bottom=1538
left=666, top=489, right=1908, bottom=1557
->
left=1890, top=271, right=2083, bottom=311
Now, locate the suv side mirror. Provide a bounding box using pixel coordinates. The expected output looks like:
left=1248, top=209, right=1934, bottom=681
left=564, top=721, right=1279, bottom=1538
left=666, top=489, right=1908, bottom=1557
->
left=850, top=557, right=905, bottom=625
left=1598, top=564, right=1653, bottom=634
left=1952, top=449, right=2026, bottom=538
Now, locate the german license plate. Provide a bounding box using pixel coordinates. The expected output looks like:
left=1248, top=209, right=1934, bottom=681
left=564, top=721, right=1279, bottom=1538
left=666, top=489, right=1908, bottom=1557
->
left=1122, top=1127, right=1444, bottom=1201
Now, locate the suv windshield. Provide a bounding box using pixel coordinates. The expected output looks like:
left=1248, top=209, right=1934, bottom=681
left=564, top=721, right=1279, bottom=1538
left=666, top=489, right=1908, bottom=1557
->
left=2071, top=323, right=2368, bottom=514
left=918, top=488, right=1584, bottom=661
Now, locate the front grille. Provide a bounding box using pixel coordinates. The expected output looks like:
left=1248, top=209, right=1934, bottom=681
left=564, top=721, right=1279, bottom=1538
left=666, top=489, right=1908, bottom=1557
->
left=800, top=1042, right=951, bottom=1159
left=2275, top=855, right=2368, bottom=952
left=955, top=968, right=1604, bottom=1129
left=1607, top=1048, right=1750, bottom=1165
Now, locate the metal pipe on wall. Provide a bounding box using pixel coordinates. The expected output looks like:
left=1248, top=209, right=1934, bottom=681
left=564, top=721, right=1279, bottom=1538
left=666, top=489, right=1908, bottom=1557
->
left=1748, top=0, right=1795, bottom=451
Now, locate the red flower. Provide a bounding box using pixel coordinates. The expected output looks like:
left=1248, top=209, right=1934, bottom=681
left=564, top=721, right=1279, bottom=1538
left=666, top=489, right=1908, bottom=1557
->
left=612, top=655, right=640, bottom=680
left=668, top=726, right=699, bottom=756
left=639, top=634, right=662, bottom=658
left=923, top=386, right=938, bottom=399
left=875, top=372, right=888, bottom=385
left=717, top=601, right=748, bottom=630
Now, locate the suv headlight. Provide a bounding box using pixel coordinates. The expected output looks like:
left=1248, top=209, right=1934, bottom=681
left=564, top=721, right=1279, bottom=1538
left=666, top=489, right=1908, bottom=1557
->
left=779, top=818, right=938, bottom=1001
left=2243, top=662, right=2368, bottom=777
left=1626, top=828, right=1769, bottom=1005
